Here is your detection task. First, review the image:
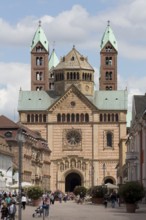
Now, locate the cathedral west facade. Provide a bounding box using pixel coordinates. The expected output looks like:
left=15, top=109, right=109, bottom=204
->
left=18, top=21, right=127, bottom=192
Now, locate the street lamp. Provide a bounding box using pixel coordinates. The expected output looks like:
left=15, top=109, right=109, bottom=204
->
left=17, top=128, right=25, bottom=220
left=102, top=163, right=106, bottom=185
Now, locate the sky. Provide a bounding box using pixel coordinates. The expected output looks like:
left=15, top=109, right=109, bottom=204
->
left=0, top=0, right=146, bottom=123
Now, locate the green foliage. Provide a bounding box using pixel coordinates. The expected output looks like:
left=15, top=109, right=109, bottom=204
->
left=73, top=186, right=87, bottom=197
left=27, top=186, right=43, bottom=200
left=88, top=185, right=107, bottom=198
left=119, top=181, right=145, bottom=204
left=53, top=190, right=64, bottom=199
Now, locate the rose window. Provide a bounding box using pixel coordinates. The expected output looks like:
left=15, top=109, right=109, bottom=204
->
left=66, top=130, right=81, bottom=145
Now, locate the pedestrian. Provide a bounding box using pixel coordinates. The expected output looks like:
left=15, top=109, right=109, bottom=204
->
left=50, top=193, right=55, bottom=204
left=110, top=191, right=117, bottom=208
left=8, top=201, right=17, bottom=220
left=58, top=192, right=63, bottom=203
left=76, top=194, right=80, bottom=204
left=43, top=196, right=50, bottom=217
left=103, top=194, right=108, bottom=208
left=21, top=194, right=27, bottom=210
left=1, top=202, right=8, bottom=220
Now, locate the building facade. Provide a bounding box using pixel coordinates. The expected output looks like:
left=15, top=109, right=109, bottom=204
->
left=18, top=22, right=127, bottom=192
left=126, top=94, right=146, bottom=188
left=0, top=135, right=13, bottom=190
left=0, top=115, right=51, bottom=190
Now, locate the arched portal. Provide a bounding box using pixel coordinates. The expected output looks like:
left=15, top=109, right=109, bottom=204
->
left=105, top=178, right=114, bottom=184
left=65, top=172, right=81, bottom=192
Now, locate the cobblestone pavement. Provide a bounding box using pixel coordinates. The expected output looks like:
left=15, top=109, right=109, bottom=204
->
left=18, top=201, right=146, bottom=220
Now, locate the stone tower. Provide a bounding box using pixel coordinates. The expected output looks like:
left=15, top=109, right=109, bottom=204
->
left=99, top=21, right=118, bottom=90
left=31, top=21, right=49, bottom=91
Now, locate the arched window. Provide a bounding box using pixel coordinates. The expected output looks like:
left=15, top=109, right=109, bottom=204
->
left=100, top=114, right=103, bottom=122
left=115, top=114, right=119, bottom=122
left=77, top=72, right=79, bottom=80
left=108, top=114, right=110, bottom=122
left=85, top=113, right=89, bottom=122
left=27, top=114, right=30, bottom=122
left=109, top=72, right=112, bottom=80
left=57, top=114, right=61, bottom=122
left=36, top=57, right=40, bottom=66
left=39, top=114, right=42, bottom=122
left=112, top=114, right=114, bottom=122
left=35, top=114, right=38, bottom=122
left=82, top=73, right=85, bottom=80
left=73, top=72, right=76, bottom=80
left=40, top=57, right=43, bottom=65
left=43, top=114, right=46, bottom=122
left=71, top=114, right=75, bottom=122
left=104, top=114, right=106, bottom=122
left=76, top=114, right=79, bottom=122
left=81, top=114, right=84, bottom=122
left=31, top=114, right=34, bottom=123
left=107, top=132, right=113, bottom=147
left=67, top=72, right=69, bottom=80
left=67, top=114, right=70, bottom=122
left=62, top=114, right=65, bottom=122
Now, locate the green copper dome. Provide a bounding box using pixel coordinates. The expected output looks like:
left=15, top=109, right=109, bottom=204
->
left=31, top=21, right=49, bottom=52
left=100, top=22, right=118, bottom=51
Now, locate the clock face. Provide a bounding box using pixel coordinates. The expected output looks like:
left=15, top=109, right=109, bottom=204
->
left=66, top=130, right=81, bottom=145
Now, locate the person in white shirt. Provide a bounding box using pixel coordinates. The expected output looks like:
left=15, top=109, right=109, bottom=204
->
left=21, top=194, right=27, bottom=210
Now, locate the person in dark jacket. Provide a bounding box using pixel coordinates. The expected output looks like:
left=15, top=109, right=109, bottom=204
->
left=1, top=202, right=9, bottom=220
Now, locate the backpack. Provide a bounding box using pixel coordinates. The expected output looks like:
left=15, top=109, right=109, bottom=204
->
left=9, top=204, right=16, bottom=214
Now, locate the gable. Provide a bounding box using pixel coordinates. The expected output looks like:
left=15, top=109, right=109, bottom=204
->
left=49, top=85, right=97, bottom=113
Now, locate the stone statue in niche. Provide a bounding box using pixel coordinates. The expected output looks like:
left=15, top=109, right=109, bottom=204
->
left=77, top=161, right=81, bottom=169
left=36, top=151, right=40, bottom=162
left=71, top=159, right=76, bottom=168
left=65, top=161, right=69, bottom=169
left=60, top=163, right=64, bottom=172
left=32, top=150, right=36, bottom=159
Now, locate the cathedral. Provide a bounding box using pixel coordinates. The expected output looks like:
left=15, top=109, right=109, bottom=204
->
left=17, top=21, right=127, bottom=192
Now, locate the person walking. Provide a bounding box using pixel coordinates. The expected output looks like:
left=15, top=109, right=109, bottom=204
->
left=50, top=193, right=55, bottom=205
left=103, top=194, right=108, bottom=208
left=1, top=202, right=9, bottom=220
left=110, top=191, right=117, bottom=208
left=8, top=201, right=17, bottom=220
left=43, top=196, right=50, bottom=217
left=21, top=194, right=27, bottom=210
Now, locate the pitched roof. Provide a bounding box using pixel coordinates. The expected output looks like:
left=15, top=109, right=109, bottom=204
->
left=18, top=90, right=59, bottom=111
left=54, top=46, right=94, bottom=70
left=49, top=49, right=59, bottom=70
left=100, top=23, right=118, bottom=51
left=31, top=21, right=49, bottom=52
left=0, top=115, right=18, bottom=129
left=93, top=90, right=128, bottom=110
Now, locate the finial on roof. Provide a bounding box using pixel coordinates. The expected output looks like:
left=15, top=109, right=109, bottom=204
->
left=107, top=20, right=110, bottom=26
left=73, top=45, right=75, bottom=49
left=39, top=20, right=41, bottom=27
left=19, top=87, right=22, bottom=91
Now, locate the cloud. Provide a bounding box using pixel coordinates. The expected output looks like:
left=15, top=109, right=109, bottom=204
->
left=0, top=62, right=30, bottom=121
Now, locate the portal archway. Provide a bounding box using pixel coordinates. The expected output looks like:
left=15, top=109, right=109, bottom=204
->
left=65, top=172, right=81, bottom=192
left=105, top=177, right=115, bottom=184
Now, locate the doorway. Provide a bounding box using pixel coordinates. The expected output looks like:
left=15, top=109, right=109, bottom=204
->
left=65, top=172, right=81, bottom=192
